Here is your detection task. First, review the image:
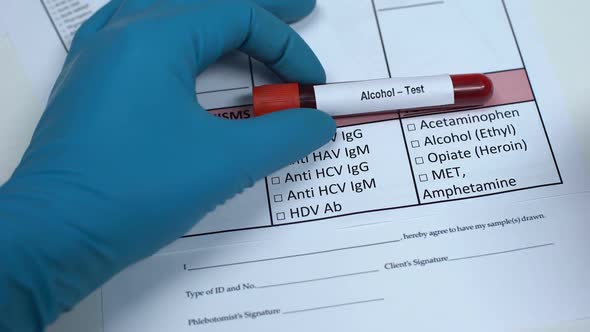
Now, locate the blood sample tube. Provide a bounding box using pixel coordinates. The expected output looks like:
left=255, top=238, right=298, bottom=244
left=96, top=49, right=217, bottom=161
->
left=253, top=74, right=493, bottom=117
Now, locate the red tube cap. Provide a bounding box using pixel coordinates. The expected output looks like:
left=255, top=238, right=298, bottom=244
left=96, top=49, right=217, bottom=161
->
left=253, top=83, right=301, bottom=117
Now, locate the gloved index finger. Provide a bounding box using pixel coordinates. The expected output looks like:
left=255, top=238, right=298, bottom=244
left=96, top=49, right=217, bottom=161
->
left=113, top=0, right=316, bottom=24
left=174, top=0, right=325, bottom=85
left=68, top=0, right=125, bottom=55
left=253, top=0, right=317, bottom=23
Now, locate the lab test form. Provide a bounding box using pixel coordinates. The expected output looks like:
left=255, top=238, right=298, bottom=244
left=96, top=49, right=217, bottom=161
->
left=1, top=1, right=589, bottom=331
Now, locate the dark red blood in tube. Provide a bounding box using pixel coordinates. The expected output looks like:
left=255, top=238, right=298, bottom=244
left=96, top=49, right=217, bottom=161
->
left=450, top=73, right=493, bottom=107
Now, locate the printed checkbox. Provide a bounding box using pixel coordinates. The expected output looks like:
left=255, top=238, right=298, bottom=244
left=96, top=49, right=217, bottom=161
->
left=271, top=176, right=281, bottom=185
left=276, top=212, right=286, bottom=221
left=273, top=194, right=283, bottom=203
left=407, top=123, right=416, bottom=131
left=411, top=140, right=420, bottom=148
left=419, top=174, right=428, bottom=182
left=415, top=157, right=424, bottom=165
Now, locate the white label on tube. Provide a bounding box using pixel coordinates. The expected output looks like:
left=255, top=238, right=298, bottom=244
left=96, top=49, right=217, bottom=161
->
left=313, top=75, right=454, bottom=116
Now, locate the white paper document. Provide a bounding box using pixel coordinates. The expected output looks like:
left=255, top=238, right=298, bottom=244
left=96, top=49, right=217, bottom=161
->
left=1, top=1, right=589, bottom=331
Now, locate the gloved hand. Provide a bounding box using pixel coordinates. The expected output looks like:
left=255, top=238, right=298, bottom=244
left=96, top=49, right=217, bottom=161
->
left=0, top=0, right=335, bottom=330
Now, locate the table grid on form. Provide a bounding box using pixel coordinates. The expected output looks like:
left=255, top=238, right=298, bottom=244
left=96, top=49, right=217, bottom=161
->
left=192, top=0, right=562, bottom=235
left=38, top=0, right=562, bottom=237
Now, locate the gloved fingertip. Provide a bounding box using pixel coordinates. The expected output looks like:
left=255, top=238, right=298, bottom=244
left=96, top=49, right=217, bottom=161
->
left=269, top=107, right=336, bottom=146
left=255, top=0, right=317, bottom=23
left=286, top=0, right=317, bottom=23
left=294, top=107, right=337, bottom=143
left=238, top=108, right=336, bottom=178
left=269, top=41, right=326, bottom=85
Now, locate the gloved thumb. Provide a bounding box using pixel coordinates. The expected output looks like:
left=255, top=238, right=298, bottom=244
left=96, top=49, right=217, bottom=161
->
left=234, top=108, right=336, bottom=180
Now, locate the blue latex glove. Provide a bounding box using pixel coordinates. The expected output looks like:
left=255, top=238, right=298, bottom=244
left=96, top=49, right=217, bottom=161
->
left=0, top=0, right=335, bottom=330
